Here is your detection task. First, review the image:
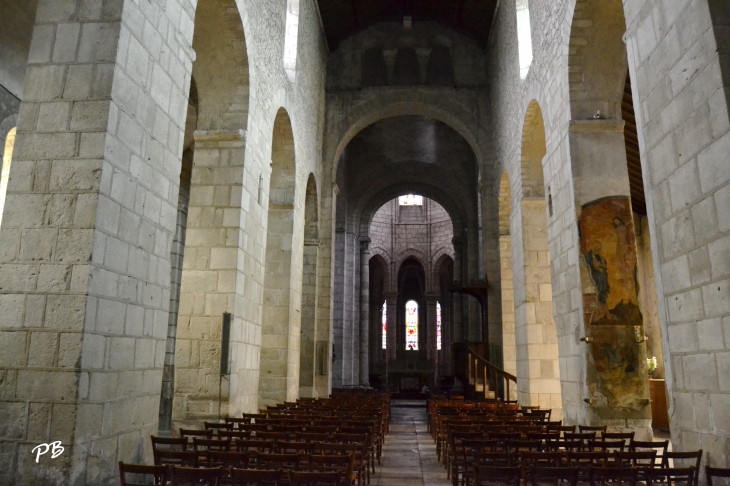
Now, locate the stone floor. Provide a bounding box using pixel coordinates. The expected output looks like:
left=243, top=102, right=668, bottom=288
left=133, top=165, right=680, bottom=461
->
left=370, top=401, right=451, bottom=486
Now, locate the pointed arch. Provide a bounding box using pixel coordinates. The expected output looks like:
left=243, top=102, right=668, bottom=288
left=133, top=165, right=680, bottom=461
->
left=299, top=174, right=319, bottom=397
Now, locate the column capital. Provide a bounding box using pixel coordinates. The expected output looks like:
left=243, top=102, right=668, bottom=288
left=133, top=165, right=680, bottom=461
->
left=359, top=237, right=371, bottom=252
left=425, top=293, right=440, bottom=303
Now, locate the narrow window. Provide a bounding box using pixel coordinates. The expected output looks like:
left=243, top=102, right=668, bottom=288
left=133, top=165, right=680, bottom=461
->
left=405, top=300, right=419, bottom=351
left=399, top=194, right=423, bottom=206
left=381, top=301, right=387, bottom=349
left=283, top=0, right=300, bottom=82
left=436, top=302, right=442, bottom=351
left=516, top=0, right=533, bottom=79
left=0, top=128, right=16, bottom=227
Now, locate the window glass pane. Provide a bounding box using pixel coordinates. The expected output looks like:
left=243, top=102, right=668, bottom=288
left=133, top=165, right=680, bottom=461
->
left=382, top=301, right=387, bottom=349
left=437, top=302, right=442, bottom=351
left=398, top=194, right=423, bottom=206
left=405, top=300, right=419, bottom=351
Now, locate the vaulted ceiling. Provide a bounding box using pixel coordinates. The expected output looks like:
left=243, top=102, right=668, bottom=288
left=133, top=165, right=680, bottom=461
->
left=316, top=0, right=499, bottom=49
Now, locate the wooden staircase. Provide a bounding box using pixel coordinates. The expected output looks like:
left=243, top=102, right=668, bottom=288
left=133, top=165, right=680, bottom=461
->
left=454, top=342, right=517, bottom=401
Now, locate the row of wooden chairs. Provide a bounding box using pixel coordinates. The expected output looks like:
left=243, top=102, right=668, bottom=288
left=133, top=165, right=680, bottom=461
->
left=119, top=462, right=351, bottom=485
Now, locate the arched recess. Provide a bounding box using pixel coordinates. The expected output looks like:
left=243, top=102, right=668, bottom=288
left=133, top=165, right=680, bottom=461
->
left=170, top=0, right=252, bottom=430
left=259, top=108, right=298, bottom=407
left=514, top=101, right=561, bottom=417
left=368, top=254, right=389, bottom=385
left=567, top=0, right=656, bottom=436
left=498, top=171, right=517, bottom=398
left=397, top=257, right=426, bottom=359
left=299, top=174, right=319, bottom=398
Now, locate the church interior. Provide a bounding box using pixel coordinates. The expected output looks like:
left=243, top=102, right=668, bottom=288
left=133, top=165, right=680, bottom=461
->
left=1, top=0, right=730, bottom=484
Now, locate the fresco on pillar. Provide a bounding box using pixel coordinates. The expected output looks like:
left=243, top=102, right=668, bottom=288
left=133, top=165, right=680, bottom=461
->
left=579, top=197, right=648, bottom=412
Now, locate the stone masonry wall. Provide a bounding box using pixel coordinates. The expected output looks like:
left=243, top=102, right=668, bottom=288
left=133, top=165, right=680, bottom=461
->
left=487, top=0, right=730, bottom=464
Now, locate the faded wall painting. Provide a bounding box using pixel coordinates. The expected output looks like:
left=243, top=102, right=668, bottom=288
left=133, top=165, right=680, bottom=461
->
left=580, top=197, right=648, bottom=411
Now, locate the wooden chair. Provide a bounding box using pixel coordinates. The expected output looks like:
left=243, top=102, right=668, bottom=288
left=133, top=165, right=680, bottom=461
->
left=205, top=450, right=250, bottom=469
left=308, top=454, right=355, bottom=486
left=525, top=466, right=578, bottom=486
left=472, top=465, right=521, bottom=486
left=589, top=466, right=638, bottom=486
left=180, top=428, right=214, bottom=441
left=151, top=436, right=189, bottom=464
left=154, top=450, right=199, bottom=468
left=579, top=425, right=607, bottom=434
left=566, top=451, right=608, bottom=481
left=646, top=467, right=697, bottom=486
left=253, top=452, right=303, bottom=471
left=631, top=440, right=669, bottom=465
left=235, top=439, right=275, bottom=454
left=288, top=470, right=345, bottom=486
left=118, top=462, right=167, bottom=486
left=171, top=465, right=223, bottom=486
left=603, top=432, right=635, bottom=445
left=614, top=450, right=658, bottom=481
left=589, top=440, right=626, bottom=453
left=664, top=451, right=702, bottom=485
left=230, top=467, right=281, bottom=486
left=706, top=467, right=730, bottom=486
left=544, top=439, right=582, bottom=453
left=194, top=437, right=232, bottom=452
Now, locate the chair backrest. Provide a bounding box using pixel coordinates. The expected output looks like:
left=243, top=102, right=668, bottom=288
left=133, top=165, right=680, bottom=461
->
left=589, top=440, right=625, bottom=452
left=647, top=467, right=697, bottom=486
left=206, top=450, right=249, bottom=469
left=194, top=438, right=231, bottom=452
left=235, top=439, right=275, bottom=453
left=590, top=466, right=638, bottom=486
left=155, top=450, right=199, bottom=468
left=665, top=451, right=702, bottom=485
left=205, top=421, right=233, bottom=431
left=119, top=461, right=168, bottom=486
left=288, top=470, right=344, bottom=486
left=520, top=451, right=564, bottom=467
left=527, top=466, right=579, bottom=486
left=473, top=465, right=521, bottom=486
left=567, top=451, right=609, bottom=467
left=603, top=432, right=635, bottom=444
left=171, top=466, right=223, bottom=486
left=230, top=467, right=281, bottom=486
left=254, top=452, right=302, bottom=470
left=579, top=425, right=608, bottom=434
left=565, top=432, right=597, bottom=443
left=706, top=467, right=730, bottom=486
left=180, top=428, right=214, bottom=441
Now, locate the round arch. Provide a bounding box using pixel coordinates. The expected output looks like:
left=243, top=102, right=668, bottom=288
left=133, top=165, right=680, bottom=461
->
left=330, top=94, right=486, bottom=178
left=356, top=182, right=464, bottom=236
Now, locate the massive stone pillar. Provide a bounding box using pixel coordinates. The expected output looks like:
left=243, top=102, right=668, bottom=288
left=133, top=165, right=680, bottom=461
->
left=0, top=0, right=194, bottom=483
left=299, top=238, right=319, bottom=398
left=426, top=293, right=439, bottom=382
left=173, top=130, right=246, bottom=425
left=359, top=237, right=370, bottom=386
left=569, top=120, right=650, bottom=437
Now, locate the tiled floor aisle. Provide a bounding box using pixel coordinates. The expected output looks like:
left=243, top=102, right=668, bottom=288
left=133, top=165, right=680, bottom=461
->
left=371, top=402, right=451, bottom=486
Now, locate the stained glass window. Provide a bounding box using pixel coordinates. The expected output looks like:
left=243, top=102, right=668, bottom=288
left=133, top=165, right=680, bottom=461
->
left=405, top=300, right=419, bottom=351
left=381, top=301, right=387, bottom=349
left=437, top=302, right=442, bottom=351
left=398, top=194, right=423, bottom=206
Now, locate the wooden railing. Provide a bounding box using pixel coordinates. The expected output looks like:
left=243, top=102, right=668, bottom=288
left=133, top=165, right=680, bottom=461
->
left=467, top=344, right=517, bottom=401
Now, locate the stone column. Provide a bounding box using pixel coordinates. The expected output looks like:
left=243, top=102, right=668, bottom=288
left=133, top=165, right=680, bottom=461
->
left=426, top=293, right=439, bottom=383
left=385, top=291, right=398, bottom=362
left=0, top=0, right=194, bottom=483
left=452, top=236, right=464, bottom=342
left=359, top=237, right=371, bottom=386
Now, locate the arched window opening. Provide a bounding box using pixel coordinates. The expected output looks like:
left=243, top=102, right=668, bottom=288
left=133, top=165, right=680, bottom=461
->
left=283, top=0, right=300, bottom=82
left=436, top=302, right=442, bottom=351
left=0, top=127, right=17, bottom=227
left=516, top=0, right=533, bottom=79
left=399, top=194, right=423, bottom=206
left=381, top=301, right=387, bottom=349
left=405, top=300, right=419, bottom=351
